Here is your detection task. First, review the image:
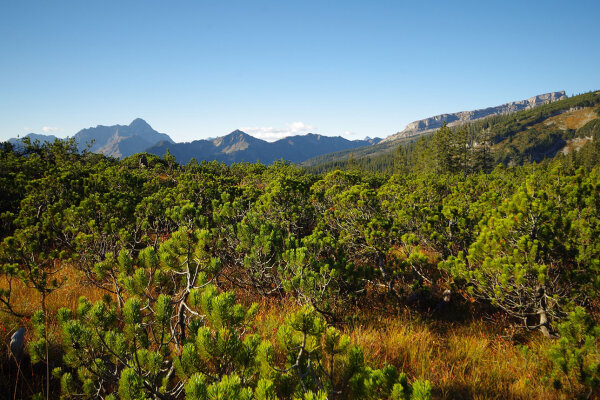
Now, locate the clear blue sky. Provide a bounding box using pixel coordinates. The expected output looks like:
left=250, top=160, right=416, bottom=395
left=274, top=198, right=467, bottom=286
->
left=1, top=0, right=598, bottom=142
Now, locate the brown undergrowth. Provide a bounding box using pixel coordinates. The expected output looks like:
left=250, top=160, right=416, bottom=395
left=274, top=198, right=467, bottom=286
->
left=0, top=265, right=107, bottom=399
left=247, top=291, right=574, bottom=400
left=542, top=106, right=599, bottom=130
left=0, top=266, right=580, bottom=399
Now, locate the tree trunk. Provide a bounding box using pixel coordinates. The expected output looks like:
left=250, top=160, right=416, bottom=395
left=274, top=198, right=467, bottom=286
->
left=538, top=308, right=553, bottom=338
left=536, top=286, right=554, bottom=338
left=42, top=291, right=50, bottom=400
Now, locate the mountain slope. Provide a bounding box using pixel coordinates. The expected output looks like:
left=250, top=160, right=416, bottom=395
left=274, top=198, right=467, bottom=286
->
left=74, top=118, right=174, bottom=158
left=145, top=131, right=380, bottom=165
left=382, top=91, right=567, bottom=142
left=5, top=122, right=379, bottom=165
left=8, top=133, right=59, bottom=147
left=302, top=134, right=415, bottom=167
left=304, top=91, right=600, bottom=173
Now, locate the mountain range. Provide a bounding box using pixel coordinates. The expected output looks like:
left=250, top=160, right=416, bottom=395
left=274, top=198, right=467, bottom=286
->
left=382, top=91, right=567, bottom=142
left=6, top=90, right=570, bottom=165
left=8, top=120, right=380, bottom=164
left=302, top=91, right=572, bottom=167
left=73, top=118, right=174, bottom=158
left=145, top=131, right=380, bottom=164
left=8, top=133, right=59, bottom=146
left=303, top=90, right=600, bottom=172
left=10, top=118, right=174, bottom=159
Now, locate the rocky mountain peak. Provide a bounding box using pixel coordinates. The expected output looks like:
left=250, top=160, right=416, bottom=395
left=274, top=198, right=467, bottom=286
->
left=129, top=118, right=152, bottom=130
left=382, top=91, right=568, bottom=143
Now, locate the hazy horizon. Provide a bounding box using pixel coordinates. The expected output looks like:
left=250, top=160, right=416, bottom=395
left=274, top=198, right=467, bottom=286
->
left=1, top=0, right=599, bottom=142
left=5, top=88, right=578, bottom=144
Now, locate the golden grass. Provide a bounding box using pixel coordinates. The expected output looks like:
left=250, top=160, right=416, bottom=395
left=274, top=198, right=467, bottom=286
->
left=0, top=265, right=107, bottom=357
left=562, top=136, right=594, bottom=155
left=0, top=264, right=107, bottom=317
left=341, top=313, right=564, bottom=399
left=542, top=107, right=599, bottom=130
left=0, top=270, right=581, bottom=399
left=0, top=265, right=109, bottom=398
left=249, top=300, right=574, bottom=400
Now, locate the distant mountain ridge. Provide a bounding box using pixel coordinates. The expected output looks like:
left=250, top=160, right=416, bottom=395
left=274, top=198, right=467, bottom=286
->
left=304, top=90, right=600, bottom=173
left=3, top=90, right=573, bottom=165
left=7, top=118, right=174, bottom=159
left=382, top=91, right=567, bottom=142
left=6, top=121, right=381, bottom=165
left=73, top=118, right=174, bottom=158
left=8, top=133, right=59, bottom=146
left=145, top=130, right=381, bottom=164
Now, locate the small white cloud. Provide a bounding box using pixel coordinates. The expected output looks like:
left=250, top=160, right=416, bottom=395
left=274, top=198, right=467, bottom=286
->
left=341, top=131, right=367, bottom=140
left=42, top=126, right=60, bottom=133
left=240, top=121, right=315, bottom=142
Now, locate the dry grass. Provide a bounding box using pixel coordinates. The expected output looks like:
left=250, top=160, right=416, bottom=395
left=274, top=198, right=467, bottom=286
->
left=562, top=136, right=594, bottom=155
left=542, top=107, right=599, bottom=130
left=250, top=300, right=573, bottom=400
left=0, top=264, right=107, bottom=316
left=0, top=265, right=107, bottom=398
left=338, top=312, right=556, bottom=399
left=345, top=309, right=578, bottom=399
left=0, top=271, right=581, bottom=399
left=0, top=264, right=107, bottom=345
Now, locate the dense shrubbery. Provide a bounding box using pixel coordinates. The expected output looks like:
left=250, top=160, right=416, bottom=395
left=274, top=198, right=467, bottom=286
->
left=1, top=125, right=600, bottom=398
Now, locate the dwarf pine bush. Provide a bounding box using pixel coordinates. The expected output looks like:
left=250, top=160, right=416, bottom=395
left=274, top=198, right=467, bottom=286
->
left=56, top=286, right=430, bottom=399
left=549, top=307, right=600, bottom=398
left=51, top=225, right=430, bottom=399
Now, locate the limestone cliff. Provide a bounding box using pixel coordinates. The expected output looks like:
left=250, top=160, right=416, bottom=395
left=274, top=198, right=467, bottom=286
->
left=382, top=91, right=567, bottom=142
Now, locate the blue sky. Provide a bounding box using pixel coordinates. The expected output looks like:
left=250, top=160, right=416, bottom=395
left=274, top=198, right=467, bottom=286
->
left=1, top=0, right=598, bottom=142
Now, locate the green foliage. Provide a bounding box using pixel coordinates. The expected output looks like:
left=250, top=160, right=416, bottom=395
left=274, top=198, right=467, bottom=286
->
left=185, top=373, right=254, bottom=400
left=439, top=169, right=599, bottom=335
left=4, top=125, right=600, bottom=398
left=269, top=305, right=425, bottom=399
left=306, top=91, right=600, bottom=175
left=433, top=123, right=471, bottom=174
left=57, top=281, right=423, bottom=399
left=409, top=380, right=433, bottom=400
left=549, top=307, right=600, bottom=397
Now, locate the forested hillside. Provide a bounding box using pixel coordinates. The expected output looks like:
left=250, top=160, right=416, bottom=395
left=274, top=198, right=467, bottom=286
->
left=1, top=135, right=599, bottom=399
left=305, top=91, right=600, bottom=174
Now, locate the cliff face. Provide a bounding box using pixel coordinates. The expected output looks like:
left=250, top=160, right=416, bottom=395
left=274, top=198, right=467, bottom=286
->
left=383, top=91, right=567, bottom=142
